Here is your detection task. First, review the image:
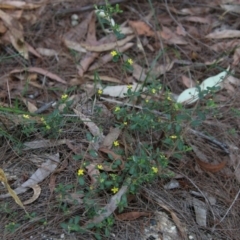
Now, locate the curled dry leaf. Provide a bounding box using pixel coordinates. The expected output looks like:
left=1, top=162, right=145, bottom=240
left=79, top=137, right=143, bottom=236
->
left=0, top=153, right=60, bottom=198
left=116, top=211, right=151, bottom=221
left=23, top=139, right=67, bottom=150
left=196, top=158, right=226, bottom=173
left=23, top=184, right=41, bottom=205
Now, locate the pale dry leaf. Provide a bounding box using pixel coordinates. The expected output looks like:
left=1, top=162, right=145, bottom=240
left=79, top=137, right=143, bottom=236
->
left=128, top=20, right=154, bottom=36
left=73, top=109, right=104, bottom=139
left=206, top=30, right=240, bottom=39
left=0, top=153, right=60, bottom=198
left=36, top=48, right=59, bottom=57
left=101, top=128, right=121, bottom=149
left=63, top=39, right=87, bottom=53
left=181, top=75, right=196, bottom=88
left=78, top=34, right=117, bottom=76
left=86, top=164, right=100, bottom=185
left=23, top=139, right=67, bottom=150
left=0, top=1, right=41, bottom=9
left=85, top=74, right=121, bottom=83
left=192, top=198, right=207, bottom=227
left=210, top=39, right=240, bottom=51
left=0, top=168, right=27, bottom=212
left=23, top=184, right=41, bottom=205
left=84, top=184, right=128, bottom=226
left=21, top=97, right=38, bottom=113
left=181, top=7, right=211, bottom=15
left=11, top=67, right=66, bottom=84
left=101, top=82, right=144, bottom=98
left=182, top=16, right=212, bottom=24
left=176, top=24, right=186, bottom=36
left=0, top=9, right=28, bottom=59
left=81, top=35, right=135, bottom=52
left=160, top=26, right=188, bottom=45
left=226, top=75, right=240, bottom=86
left=26, top=42, right=43, bottom=59
left=153, top=61, right=175, bottom=77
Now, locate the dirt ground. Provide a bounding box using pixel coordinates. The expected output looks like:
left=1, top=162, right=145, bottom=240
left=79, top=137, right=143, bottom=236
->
left=1, top=0, right=240, bottom=239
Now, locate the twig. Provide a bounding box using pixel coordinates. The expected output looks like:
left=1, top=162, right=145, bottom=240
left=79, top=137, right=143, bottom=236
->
left=55, top=0, right=127, bottom=17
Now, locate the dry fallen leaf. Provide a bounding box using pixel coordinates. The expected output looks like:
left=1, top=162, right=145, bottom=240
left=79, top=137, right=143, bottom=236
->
left=84, top=184, right=129, bottom=226
left=0, top=153, right=60, bottom=198
left=159, top=26, right=188, bottom=45
left=196, top=158, right=227, bottom=173
left=23, top=184, right=41, bottom=205
left=101, top=128, right=121, bottom=149
left=0, top=9, right=28, bottom=59
left=0, top=1, right=41, bottom=9
left=206, top=30, right=240, bottom=39
left=11, top=67, right=66, bottom=84
left=0, top=168, right=27, bottom=213
left=181, top=75, right=196, bottom=88
left=86, top=164, right=100, bottom=186
left=116, top=211, right=151, bottom=221
left=128, top=20, right=155, bottom=36
left=21, top=97, right=38, bottom=113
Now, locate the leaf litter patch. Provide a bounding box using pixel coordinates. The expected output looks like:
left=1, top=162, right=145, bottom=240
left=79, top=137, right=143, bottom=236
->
left=0, top=0, right=240, bottom=239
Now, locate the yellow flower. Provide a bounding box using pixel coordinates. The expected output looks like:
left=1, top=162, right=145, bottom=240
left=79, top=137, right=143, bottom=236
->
left=111, top=187, right=119, bottom=194
left=23, top=114, right=29, bottom=119
left=123, top=122, right=128, bottom=125
left=170, top=135, right=177, bottom=139
left=77, top=169, right=84, bottom=176
left=113, top=140, right=119, bottom=147
left=167, top=96, right=172, bottom=101
left=127, top=85, right=132, bottom=89
left=127, top=58, right=133, bottom=65
left=61, top=94, right=68, bottom=100
left=97, top=164, right=103, bottom=170
left=152, top=166, right=158, bottom=174
left=145, top=99, right=149, bottom=103
left=115, top=106, right=120, bottom=112
left=110, top=50, right=117, bottom=57
left=151, top=89, right=156, bottom=94
left=45, top=125, right=51, bottom=130
left=98, top=89, right=103, bottom=95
